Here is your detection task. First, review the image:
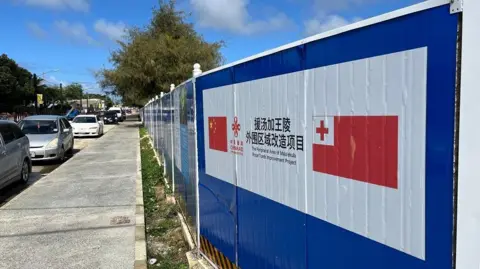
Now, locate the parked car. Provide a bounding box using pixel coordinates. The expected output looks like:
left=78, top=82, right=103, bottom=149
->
left=108, top=107, right=125, bottom=122
left=103, top=111, right=119, bottom=124
left=71, top=115, right=104, bottom=137
left=0, top=121, right=31, bottom=189
left=18, top=115, right=74, bottom=162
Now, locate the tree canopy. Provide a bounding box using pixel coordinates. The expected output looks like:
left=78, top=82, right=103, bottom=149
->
left=0, top=54, right=114, bottom=112
left=97, top=0, right=224, bottom=105
left=64, top=83, right=84, bottom=100
left=0, top=54, right=35, bottom=111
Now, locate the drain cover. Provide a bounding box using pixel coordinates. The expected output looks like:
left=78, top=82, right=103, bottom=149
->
left=110, top=216, right=131, bottom=225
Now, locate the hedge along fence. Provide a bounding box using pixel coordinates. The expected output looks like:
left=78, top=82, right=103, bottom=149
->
left=141, top=76, right=200, bottom=252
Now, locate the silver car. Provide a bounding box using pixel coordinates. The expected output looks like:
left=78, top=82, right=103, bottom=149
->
left=0, top=121, right=31, bottom=189
left=19, top=115, right=74, bottom=162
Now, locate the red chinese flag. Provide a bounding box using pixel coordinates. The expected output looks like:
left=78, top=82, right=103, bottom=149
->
left=208, top=116, right=228, bottom=152
left=313, top=116, right=398, bottom=189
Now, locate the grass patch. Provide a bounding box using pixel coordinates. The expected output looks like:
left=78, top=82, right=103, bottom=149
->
left=140, top=127, right=188, bottom=269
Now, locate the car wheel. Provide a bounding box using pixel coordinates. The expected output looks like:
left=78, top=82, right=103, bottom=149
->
left=58, top=147, right=66, bottom=163
left=20, top=159, right=30, bottom=183
left=67, top=140, right=74, bottom=155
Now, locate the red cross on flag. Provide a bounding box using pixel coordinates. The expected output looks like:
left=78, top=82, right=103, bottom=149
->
left=313, top=116, right=334, bottom=146
left=312, top=115, right=399, bottom=189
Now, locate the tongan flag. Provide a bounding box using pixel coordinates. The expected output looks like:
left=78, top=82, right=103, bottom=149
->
left=312, top=115, right=398, bottom=189
left=208, top=116, right=228, bottom=152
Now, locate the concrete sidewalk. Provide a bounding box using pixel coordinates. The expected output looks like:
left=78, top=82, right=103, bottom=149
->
left=0, top=122, right=140, bottom=269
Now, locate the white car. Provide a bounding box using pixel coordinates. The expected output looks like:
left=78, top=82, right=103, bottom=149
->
left=71, top=115, right=104, bottom=137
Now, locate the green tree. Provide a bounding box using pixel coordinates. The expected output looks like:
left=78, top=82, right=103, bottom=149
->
left=0, top=54, right=36, bottom=110
left=42, top=85, right=66, bottom=105
left=64, top=83, right=84, bottom=100
left=97, top=0, right=224, bottom=105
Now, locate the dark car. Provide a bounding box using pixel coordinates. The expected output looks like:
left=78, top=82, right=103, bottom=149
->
left=103, top=111, right=119, bottom=124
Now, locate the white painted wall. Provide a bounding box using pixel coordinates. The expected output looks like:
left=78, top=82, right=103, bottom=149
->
left=456, top=0, right=480, bottom=268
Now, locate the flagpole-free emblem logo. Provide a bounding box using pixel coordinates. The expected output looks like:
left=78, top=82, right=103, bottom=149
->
left=232, top=116, right=241, bottom=137
left=230, top=116, right=243, bottom=155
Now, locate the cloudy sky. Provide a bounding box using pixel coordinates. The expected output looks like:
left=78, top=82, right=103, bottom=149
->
left=0, top=0, right=422, bottom=93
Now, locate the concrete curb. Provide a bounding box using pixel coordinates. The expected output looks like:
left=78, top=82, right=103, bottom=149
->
left=178, top=212, right=195, bottom=250
left=186, top=251, right=216, bottom=269
left=134, top=134, right=147, bottom=269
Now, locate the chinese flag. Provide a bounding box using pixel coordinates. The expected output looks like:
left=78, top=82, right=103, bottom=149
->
left=313, top=116, right=398, bottom=189
left=208, top=116, right=228, bottom=152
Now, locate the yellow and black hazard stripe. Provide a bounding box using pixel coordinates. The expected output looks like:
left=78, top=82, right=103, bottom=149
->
left=200, top=236, right=238, bottom=269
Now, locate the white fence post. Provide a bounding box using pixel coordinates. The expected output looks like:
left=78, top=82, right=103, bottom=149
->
left=193, top=63, right=202, bottom=77
left=161, top=92, right=167, bottom=177
left=171, top=84, right=175, bottom=193
left=154, top=95, right=159, bottom=149
left=192, top=63, right=203, bottom=251
left=456, top=0, right=480, bottom=267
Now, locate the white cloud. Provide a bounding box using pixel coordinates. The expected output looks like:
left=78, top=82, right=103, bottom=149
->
left=81, top=82, right=101, bottom=93
left=21, top=0, right=89, bottom=12
left=190, top=0, right=292, bottom=35
left=304, top=15, right=361, bottom=36
left=313, top=0, right=378, bottom=12
left=94, top=19, right=126, bottom=41
left=26, top=22, right=47, bottom=38
left=54, top=20, right=96, bottom=45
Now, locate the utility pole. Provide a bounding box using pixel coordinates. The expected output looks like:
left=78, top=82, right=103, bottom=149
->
left=59, top=83, right=63, bottom=102
left=59, top=83, right=63, bottom=114
left=33, top=73, right=38, bottom=115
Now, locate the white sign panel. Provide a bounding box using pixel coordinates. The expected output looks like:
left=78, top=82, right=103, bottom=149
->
left=202, top=85, right=236, bottom=185
left=202, top=47, right=427, bottom=260
left=305, top=47, right=427, bottom=260
left=235, top=71, right=306, bottom=212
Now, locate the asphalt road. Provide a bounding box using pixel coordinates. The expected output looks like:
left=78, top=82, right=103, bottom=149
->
left=0, top=123, right=118, bottom=207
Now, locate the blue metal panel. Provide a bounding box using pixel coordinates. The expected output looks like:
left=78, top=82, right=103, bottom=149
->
left=196, top=65, right=237, bottom=262
left=195, top=4, right=458, bottom=269
left=156, top=100, right=161, bottom=152
left=237, top=187, right=307, bottom=269
left=305, top=6, right=457, bottom=269
left=186, top=81, right=198, bottom=226
left=163, top=94, right=174, bottom=183
left=233, top=45, right=305, bottom=84
left=199, top=173, right=237, bottom=262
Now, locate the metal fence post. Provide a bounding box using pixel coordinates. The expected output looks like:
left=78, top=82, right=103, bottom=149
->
left=171, top=84, right=176, bottom=193
left=192, top=63, right=203, bottom=252
left=161, top=92, right=167, bottom=177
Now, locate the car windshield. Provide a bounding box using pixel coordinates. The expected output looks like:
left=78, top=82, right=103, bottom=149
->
left=73, top=117, right=96, bottom=123
left=105, top=111, right=116, bottom=116
left=20, top=120, right=58, bottom=134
